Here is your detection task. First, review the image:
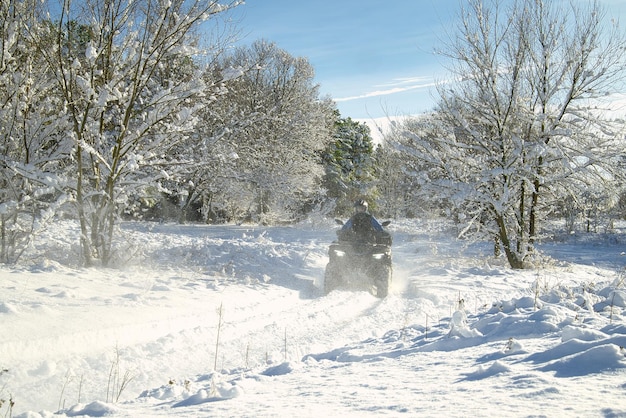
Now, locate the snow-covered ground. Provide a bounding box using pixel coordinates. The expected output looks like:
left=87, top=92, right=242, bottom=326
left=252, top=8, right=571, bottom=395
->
left=1, top=218, right=626, bottom=417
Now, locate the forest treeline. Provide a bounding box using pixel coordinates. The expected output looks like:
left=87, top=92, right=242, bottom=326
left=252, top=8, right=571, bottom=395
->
left=1, top=0, right=625, bottom=268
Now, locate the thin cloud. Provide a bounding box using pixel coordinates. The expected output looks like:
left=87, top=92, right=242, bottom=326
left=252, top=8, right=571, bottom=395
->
left=334, top=77, right=436, bottom=102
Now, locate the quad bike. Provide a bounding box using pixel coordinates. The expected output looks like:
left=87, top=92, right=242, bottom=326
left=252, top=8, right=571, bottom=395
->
left=324, top=218, right=392, bottom=298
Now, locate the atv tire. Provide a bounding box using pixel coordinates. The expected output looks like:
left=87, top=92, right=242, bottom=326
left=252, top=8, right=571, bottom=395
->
left=324, top=262, right=342, bottom=295
left=374, top=264, right=392, bottom=298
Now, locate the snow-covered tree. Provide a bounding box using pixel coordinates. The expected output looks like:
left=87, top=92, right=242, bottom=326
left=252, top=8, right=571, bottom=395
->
left=38, top=0, right=241, bottom=265
left=192, top=40, right=335, bottom=223
left=0, top=0, right=69, bottom=264
left=393, top=0, right=626, bottom=268
left=378, top=115, right=444, bottom=219
left=371, top=143, right=404, bottom=218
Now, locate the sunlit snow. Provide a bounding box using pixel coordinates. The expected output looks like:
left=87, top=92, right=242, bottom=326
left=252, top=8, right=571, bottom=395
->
left=1, top=218, right=625, bottom=417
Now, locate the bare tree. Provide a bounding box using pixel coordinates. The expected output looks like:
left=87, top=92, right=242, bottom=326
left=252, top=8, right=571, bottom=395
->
left=394, top=0, right=626, bottom=268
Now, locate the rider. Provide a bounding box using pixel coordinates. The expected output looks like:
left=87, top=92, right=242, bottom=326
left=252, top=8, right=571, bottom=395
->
left=341, top=199, right=384, bottom=233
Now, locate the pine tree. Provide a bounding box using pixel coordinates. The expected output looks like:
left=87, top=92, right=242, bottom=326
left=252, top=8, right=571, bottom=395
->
left=322, top=114, right=378, bottom=216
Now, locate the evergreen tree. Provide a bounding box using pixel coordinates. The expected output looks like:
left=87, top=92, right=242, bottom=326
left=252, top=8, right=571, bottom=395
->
left=322, top=114, right=378, bottom=215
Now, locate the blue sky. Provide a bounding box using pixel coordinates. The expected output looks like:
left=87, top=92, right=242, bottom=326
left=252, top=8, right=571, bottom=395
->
left=228, top=0, right=626, bottom=120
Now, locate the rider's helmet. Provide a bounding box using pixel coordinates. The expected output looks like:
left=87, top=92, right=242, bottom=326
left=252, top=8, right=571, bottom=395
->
left=354, top=199, right=368, bottom=212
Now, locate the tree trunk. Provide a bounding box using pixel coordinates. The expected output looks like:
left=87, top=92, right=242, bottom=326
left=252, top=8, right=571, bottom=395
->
left=517, top=180, right=526, bottom=254
left=493, top=235, right=501, bottom=258
left=529, top=154, right=543, bottom=247
left=75, top=145, right=94, bottom=266
left=495, top=213, right=524, bottom=269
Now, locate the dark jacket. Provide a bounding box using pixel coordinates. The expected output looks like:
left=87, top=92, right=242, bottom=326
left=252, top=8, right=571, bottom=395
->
left=341, top=212, right=384, bottom=232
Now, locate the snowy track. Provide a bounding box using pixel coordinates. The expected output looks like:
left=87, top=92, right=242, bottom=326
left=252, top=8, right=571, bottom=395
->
left=1, top=220, right=625, bottom=416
